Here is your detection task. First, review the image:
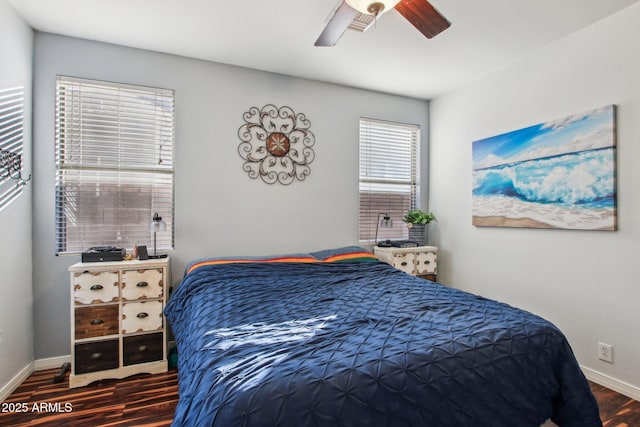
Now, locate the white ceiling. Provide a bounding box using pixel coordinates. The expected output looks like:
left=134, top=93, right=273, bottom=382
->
left=8, top=0, right=640, bottom=99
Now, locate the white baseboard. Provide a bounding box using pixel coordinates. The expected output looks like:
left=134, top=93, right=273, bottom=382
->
left=0, top=362, right=33, bottom=403
left=1, top=356, right=71, bottom=402
left=33, top=355, right=71, bottom=371
left=582, top=365, right=640, bottom=401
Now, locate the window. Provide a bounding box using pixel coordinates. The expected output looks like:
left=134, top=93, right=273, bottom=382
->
left=359, top=117, right=420, bottom=242
left=0, top=86, right=26, bottom=211
left=55, top=76, right=175, bottom=254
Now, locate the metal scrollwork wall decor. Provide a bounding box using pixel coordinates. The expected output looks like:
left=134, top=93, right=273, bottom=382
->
left=1, top=147, right=31, bottom=186
left=238, top=104, right=315, bottom=185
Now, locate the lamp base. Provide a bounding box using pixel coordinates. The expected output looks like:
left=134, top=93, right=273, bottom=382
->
left=148, top=254, right=168, bottom=259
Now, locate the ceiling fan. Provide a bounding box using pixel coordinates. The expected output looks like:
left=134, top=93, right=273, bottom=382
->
left=315, top=0, right=450, bottom=47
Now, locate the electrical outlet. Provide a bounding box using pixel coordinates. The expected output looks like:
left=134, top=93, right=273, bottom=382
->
left=598, top=342, right=613, bottom=363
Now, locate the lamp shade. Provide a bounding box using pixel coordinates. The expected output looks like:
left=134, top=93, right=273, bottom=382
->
left=345, top=0, right=401, bottom=15
left=380, top=214, right=393, bottom=229
left=149, top=212, right=167, bottom=232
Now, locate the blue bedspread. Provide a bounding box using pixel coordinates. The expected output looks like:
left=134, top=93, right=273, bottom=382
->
left=165, top=261, right=601, bottom=426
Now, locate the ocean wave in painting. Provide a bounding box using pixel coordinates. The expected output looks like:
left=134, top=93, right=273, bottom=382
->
left=472, top=147, right=616, bottom=229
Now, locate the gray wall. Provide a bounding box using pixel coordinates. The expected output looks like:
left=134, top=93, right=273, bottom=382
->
left=32, top=33, right=430, bottom=359
left=0, top=1, right=33, bottom=390
left=429, top=3, right=640, bottom=393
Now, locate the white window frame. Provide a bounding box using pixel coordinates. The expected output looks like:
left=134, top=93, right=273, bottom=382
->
left=358, top=117, right=420, bottom=243
left=55, top=76, right=175, bottom=254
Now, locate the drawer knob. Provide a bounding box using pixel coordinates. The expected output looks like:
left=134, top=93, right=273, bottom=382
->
left=90, top=319, right=104, bottom=325
left=138, top=345, right=148, bottom=352
left=137, top=312, right=149, bottom=319
left=90, top=352, right=102, bottom=360
left=136, top=281, right=149, bottom=288
left=90, top=284, right=104, bottom=291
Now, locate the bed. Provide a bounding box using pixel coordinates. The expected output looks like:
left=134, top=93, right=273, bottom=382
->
left=164, top=247, right=601, bottom=427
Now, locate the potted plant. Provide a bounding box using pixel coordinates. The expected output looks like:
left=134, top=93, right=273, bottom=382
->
left=402, top=209, right=436, bottom=245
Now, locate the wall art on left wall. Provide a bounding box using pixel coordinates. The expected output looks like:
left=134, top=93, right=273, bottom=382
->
left=472, top=105, right=617, bottom=230
left=0, top=86, right=28, bottom=212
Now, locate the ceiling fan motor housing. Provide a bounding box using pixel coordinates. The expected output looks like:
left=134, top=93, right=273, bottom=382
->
left=367, top=2, right=385, bottom=15
left=346, top=0, right=401, bottom=16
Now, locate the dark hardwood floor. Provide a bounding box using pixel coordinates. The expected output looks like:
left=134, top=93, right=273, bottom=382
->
left=0, top=369, right=178, bottom=426
left=1, top=368, right=638, bottom=426
left=590, top=381, right=640, bottom=427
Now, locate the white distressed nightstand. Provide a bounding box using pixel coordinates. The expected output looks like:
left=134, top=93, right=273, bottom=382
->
left=68, top=258, right=170, bottom=388
left=374, top=245, right=438, bottom=281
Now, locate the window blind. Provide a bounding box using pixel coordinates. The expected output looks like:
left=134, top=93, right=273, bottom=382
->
left=358, top=118, right=419, bottom=242
left=55, top=76, right=175, bottom=254
left=0, top=86, right=25, bottom=211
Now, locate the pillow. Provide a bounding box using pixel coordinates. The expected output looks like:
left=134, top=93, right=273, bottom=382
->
left=309, top=246, right=379, bottom=263
left=185, top=253, right=318, bottom=275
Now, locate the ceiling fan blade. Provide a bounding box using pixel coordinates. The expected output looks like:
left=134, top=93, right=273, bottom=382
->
left=394, top=0, right=450, bottom=39
left=315, top=1, right=359, bottom=47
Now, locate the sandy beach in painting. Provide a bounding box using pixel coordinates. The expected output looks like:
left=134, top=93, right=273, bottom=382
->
left=473, top=216, right=554, bottom=228
left=472, top=215, right=615, bottom=230
left=472, top=194, right=616, bottom=230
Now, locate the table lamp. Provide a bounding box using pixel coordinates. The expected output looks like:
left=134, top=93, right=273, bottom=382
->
left=148, top=212, right=167, bottom=258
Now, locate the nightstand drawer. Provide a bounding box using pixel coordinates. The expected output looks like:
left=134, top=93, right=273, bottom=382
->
left=121, top=268, right=163, bottom=300
left=73, top=271, right=119, bottom=304
left=74, top=340, right=119, bottom=374
left=123, top=333, right=164, bottom=366
left=122, top=300, right=163, bottom=334
left=74, top=304, right=119, bottom=339
left=392, top=253, right=416, bottom=275
left=415, top=251, right=437, bottom=275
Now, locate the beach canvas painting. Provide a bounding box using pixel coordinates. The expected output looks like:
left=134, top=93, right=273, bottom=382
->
left=472, top=105, right=616, bottom=230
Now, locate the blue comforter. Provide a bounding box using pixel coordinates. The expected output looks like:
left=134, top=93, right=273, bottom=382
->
left=165, top=261, right=601, bottom=426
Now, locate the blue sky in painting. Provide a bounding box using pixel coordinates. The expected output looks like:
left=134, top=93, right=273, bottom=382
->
left=472, top=105, right=615, bottom=170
